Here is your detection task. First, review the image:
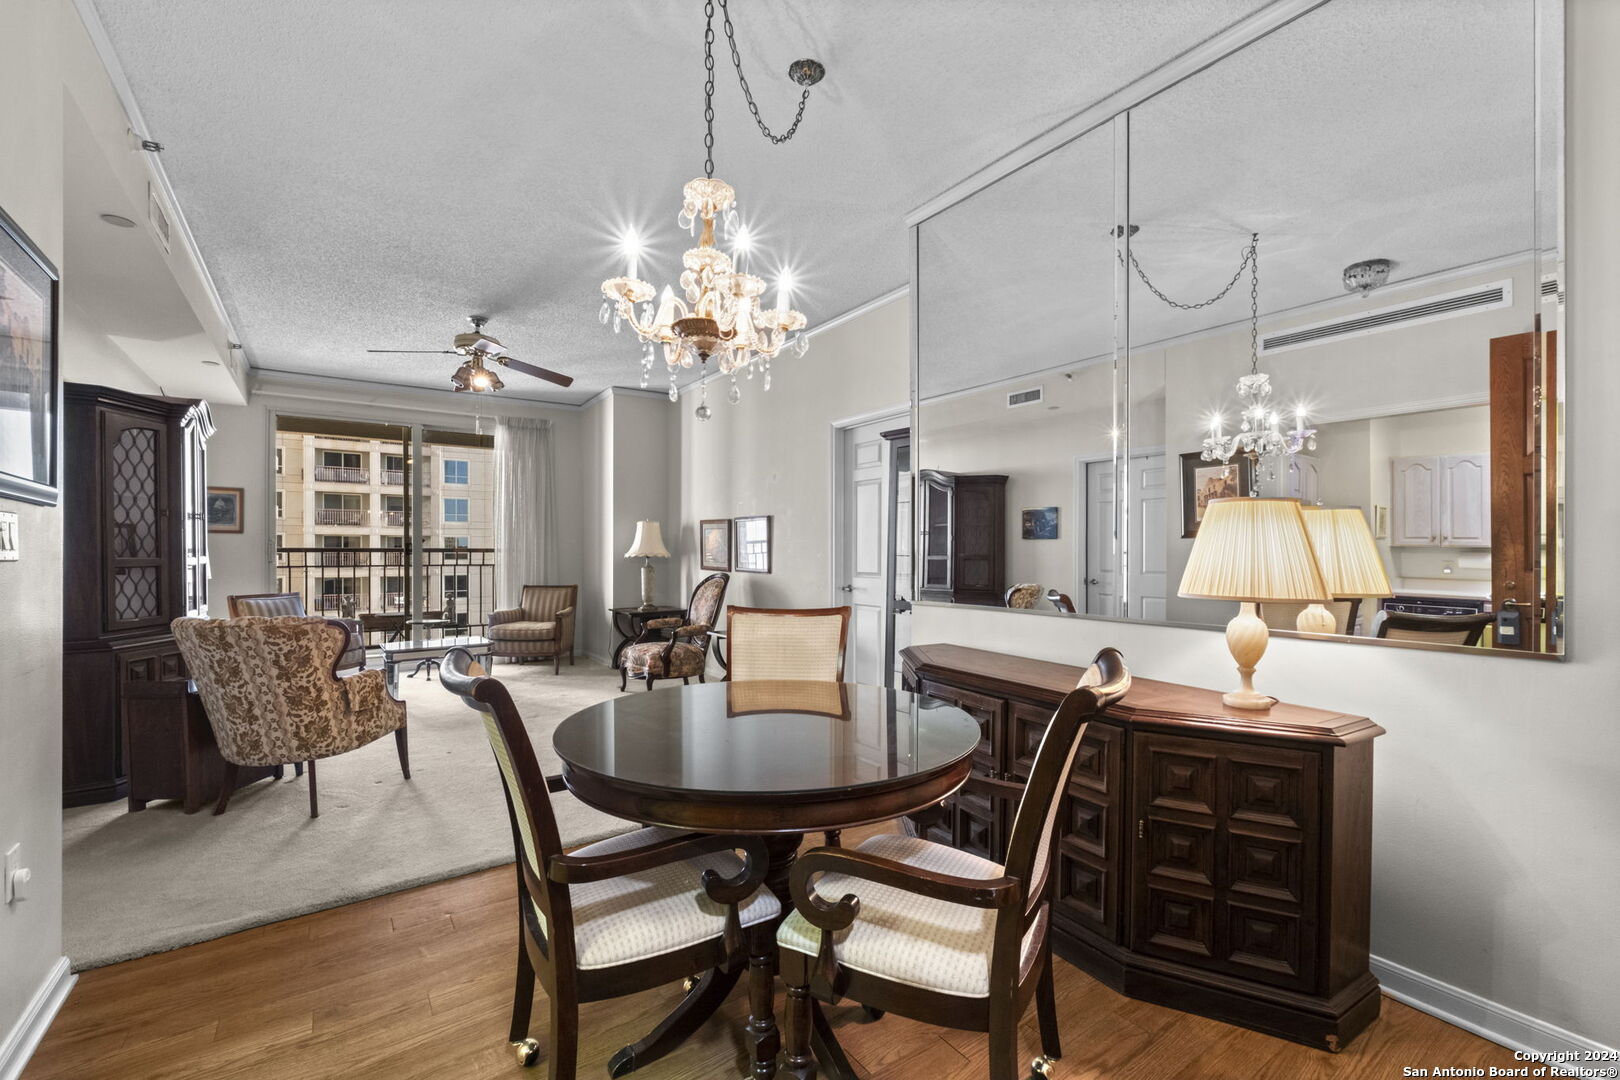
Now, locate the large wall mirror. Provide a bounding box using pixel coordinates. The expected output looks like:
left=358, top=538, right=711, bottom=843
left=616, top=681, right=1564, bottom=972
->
left=912, top=0, right=1565, bottom=657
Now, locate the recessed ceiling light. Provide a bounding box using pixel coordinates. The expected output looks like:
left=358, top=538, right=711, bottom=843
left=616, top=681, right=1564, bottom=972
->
left=99, top=213, right=137, bottom=228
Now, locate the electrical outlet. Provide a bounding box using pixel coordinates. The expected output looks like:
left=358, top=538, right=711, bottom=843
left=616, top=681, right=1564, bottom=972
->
left=4, top=844, right=28, bottom=905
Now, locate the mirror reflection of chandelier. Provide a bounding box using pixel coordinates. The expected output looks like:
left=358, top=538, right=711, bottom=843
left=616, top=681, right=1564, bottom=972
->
left=598, top=0, right=823, bottom=416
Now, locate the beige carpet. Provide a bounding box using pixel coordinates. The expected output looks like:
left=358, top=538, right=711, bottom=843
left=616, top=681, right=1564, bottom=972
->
left=63, top=658, right=634, bottom=971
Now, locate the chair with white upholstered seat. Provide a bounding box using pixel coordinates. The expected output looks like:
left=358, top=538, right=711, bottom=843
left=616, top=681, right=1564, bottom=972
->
left=777, top=647, right=1131, bottom=1080
left=438, top=648, right=779, bottom=1078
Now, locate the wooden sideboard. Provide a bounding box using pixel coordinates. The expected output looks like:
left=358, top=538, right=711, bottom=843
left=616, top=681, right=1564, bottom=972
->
left=900, top=643, right=1385, bottom=1052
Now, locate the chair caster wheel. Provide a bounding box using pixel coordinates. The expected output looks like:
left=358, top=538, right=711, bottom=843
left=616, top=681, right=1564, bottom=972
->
left=859, top=1005, right=885, bottom=1022
left=682, top=975, right=700, bottom=994
left=1030, top=1054, right=1057, bottom=1078
left=512, top=1038, right=541, bottom=1067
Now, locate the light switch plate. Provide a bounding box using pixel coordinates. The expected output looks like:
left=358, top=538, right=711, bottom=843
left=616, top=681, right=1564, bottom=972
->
left=3, top=844, right=19, bottom=903
left=0, top=511, right=17, bottom=561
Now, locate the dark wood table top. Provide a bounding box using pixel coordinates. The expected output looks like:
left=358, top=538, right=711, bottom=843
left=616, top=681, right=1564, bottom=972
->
left=553, top=680, right=982, bottom=834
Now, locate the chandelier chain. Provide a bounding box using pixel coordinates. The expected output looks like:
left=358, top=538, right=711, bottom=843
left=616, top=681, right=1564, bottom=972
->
left=717, top=0, right=812, bottom=145
left=703, top=0, right=717, bottom=177
left=1248, top=233, right=1260, bottom=375
left=1123, top=234, right=1257, bottom=313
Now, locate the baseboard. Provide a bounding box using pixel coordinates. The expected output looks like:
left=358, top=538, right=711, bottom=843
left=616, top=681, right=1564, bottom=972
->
left=1372, top=955, right=1616, bottom=1073
left=0, top=957, right=75, bottom=1080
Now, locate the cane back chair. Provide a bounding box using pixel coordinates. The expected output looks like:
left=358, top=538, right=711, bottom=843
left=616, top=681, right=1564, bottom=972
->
left=777, top=647, right=1131, bottom=1080
left=723, top=606, right=851, bottom=683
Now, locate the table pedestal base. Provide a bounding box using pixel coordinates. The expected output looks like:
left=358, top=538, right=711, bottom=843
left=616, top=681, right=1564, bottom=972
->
left=608, top=965, right=743, bottom=1078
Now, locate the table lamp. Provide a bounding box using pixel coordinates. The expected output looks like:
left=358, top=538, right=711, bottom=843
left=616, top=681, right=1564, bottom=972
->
left=624, top=520, right=671, bottom=610
left=1178, top=497, right=1330, bottom=711
left=1295, top=507, right=1392, bottom=634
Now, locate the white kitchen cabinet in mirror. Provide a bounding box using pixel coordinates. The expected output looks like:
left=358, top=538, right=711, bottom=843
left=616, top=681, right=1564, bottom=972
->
left=1393, top=454, right=1490, bottom=548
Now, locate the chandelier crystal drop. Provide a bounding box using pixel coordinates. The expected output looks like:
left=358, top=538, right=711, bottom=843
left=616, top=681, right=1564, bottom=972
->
left=597, top=0, right=821, bottom=405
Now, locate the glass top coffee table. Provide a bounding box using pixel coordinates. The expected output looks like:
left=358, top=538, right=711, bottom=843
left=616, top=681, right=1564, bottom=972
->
left=380, top=636, right=492, bottom=695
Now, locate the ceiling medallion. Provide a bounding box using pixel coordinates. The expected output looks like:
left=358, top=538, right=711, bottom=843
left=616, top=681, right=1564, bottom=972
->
left=598, top=0, right=823, bottom=419
left=1342, top=258, right=1394, bottom=296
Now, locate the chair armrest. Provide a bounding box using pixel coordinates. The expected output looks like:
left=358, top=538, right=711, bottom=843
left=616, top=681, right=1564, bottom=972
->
left=488, top=607, right=526, bottom=627
left=555, top=606, right=575, bottom=620
left=644, top=616, right=683, bottom=630
left=790, top=846, right=1017, bottom=930
left=671, top=622, right=711, bottom=640
left=547, top=832, right=765, bottom=887
left=338, top=667, right=404, bottom=716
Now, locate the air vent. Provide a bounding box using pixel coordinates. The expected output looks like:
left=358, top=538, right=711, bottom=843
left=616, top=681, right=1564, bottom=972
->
left=1541, top=275, right=1563, bottom=306
left=147, top=184, right=171, bottom=254
left=1007, top=386, right=1044, bottom=408
left=1260, top=280, right=1512, bottom=355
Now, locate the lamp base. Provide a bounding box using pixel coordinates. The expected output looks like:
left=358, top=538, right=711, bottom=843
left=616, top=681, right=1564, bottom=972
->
left=1223, top=602, right=1277, bottom=712
left=638, top=560, right=657, bottom=610
left=1295, top=602, right=1337, bottom=634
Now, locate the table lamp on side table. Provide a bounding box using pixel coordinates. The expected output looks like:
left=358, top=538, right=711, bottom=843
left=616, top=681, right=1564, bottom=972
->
left=1178, top=497, right=1330, bottom=711
left=624, top=520, right=671, bottom=610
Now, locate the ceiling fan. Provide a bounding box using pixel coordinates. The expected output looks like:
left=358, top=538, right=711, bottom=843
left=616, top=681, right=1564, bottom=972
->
left=367, top=315, right=574, bottom=392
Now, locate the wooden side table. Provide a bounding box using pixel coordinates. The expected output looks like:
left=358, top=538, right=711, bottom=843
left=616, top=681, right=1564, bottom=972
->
left=608, top=604, right=687, bottom=668
left=124, top=681, right=280, bottom=814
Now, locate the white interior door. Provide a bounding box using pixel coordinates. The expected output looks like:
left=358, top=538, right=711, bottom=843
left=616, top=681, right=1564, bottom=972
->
left=1084, top=459, right=1119, bottom=615
left=837, top=418, right=893, bottom=685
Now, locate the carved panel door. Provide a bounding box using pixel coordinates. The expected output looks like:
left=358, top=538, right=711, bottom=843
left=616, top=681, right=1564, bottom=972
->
left=918, top=679, right=1006, bottom=860
left=1130, top=732, right=1320, bottom=992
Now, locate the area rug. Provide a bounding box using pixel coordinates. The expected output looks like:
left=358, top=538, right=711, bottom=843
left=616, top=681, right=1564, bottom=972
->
left=62, top=658, right=633, bottom=971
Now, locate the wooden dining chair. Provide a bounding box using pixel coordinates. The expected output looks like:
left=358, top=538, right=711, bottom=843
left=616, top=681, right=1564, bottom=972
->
left=1045, top=589, right=1076, bottom=614
left=439, top=648, right=781, bottom=1078
left=1375, top=609, right=1493, bottom=645
left=776, top=647, right=1131, bottom=1080
left=724, top=606, right=851, bottom=682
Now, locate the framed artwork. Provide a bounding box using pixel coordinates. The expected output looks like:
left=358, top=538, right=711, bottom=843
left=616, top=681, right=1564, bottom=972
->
left=0, top=205, right=61, bottom=506
left=1021, top=507, right=1059, bottom=540
left=700, top=518, right=732, bottom=571
left=1179, top=452, right=1253, bottom=538
left=733, top=515, right=773, bottom=574
left=206, top=487, right=244, bottom=533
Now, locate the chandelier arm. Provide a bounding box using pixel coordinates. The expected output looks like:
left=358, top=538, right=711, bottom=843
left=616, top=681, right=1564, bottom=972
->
left=717, top=0, right=814, bottom=145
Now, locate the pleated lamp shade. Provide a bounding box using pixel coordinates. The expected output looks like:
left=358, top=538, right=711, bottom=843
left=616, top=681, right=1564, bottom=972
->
left=1302, top=507, right=1392, bottom=599
left=1179, top=498, right=1330, bottom=604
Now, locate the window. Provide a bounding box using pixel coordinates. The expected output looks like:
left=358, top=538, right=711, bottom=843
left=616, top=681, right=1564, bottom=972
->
left=443, top=574, right=469, bottom=600
left=274, top=491, right=283, bottom=519
left=383, top=454, right=404, bottom=472
left=382, top=575, right=406, bottom=610
left=322, top=450, right=362, bottom=470
left=443, top=497, right=469, bottom=523
left=319, top=493, right=362, bottom=510
left=320, top=535, right=364, bottom=548
left=443, top=459, right=468, bottom=485
left=380, top=535, right=406, bottom=549
left=274, top=448, right=284, bottom=474
left=443, top=535, right=469, bottom=560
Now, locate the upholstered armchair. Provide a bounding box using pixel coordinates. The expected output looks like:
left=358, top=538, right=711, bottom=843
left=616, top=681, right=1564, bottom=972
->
left=488, top=585, right=577, bottom=674
left=228, top=592, right=367, bottom=670
left=777, top=648, right=1132, bottom=1080
left=619, top=572, right=730, bottom=691
left=172, top=616, right=409, bottom=818
left=1004, top=583, right=1043, bottom=609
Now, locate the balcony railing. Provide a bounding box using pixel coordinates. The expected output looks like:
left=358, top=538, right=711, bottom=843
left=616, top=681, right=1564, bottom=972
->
left=382, top=469, right=405, bottom=486
left=314, top=466, right=369, bottom=483
left=380, top=509, right=430, bottom=527
left=315, top=508, right=368, bottom=526
left=276, top=545, right=497, bottom=642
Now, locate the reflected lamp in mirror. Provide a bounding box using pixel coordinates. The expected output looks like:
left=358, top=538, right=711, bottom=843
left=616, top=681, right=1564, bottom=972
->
left=1178, top=498, right=1330, bottom=711
left=1296, top=507, right=1393, bottom=634
left=624, top=520, right=671, bottom=609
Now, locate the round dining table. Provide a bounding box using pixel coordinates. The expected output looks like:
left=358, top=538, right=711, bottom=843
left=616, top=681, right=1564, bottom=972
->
left=553, top=679, right=982, bottom=1080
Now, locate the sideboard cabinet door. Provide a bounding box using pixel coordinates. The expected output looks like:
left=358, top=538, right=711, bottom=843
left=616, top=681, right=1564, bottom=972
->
left=917, top=679, right=1007, bottom=861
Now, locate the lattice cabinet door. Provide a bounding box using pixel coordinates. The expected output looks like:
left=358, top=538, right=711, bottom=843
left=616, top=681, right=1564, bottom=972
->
left=101, top=409, right=172, bottom=632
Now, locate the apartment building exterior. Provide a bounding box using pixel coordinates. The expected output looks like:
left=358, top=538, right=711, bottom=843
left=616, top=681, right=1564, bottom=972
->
left=273, top=430, right=494, bottom=622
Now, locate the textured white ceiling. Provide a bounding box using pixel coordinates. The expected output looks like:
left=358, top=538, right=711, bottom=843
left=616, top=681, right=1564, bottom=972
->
left=86, top=0, right=1275, bottom=403
left=917, top=0, right=1560, bottom=398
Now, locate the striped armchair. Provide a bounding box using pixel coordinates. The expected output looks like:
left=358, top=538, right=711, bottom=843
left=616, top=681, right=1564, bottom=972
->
left=228, top=592, right=367, bottom=671
left=172, top=616, right=409, bottom=817
left=488, top=585, right=577, bottom=674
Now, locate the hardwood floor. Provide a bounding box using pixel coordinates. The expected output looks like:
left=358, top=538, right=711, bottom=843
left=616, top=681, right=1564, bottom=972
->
left=24, top=823, right=1523, bottom=1080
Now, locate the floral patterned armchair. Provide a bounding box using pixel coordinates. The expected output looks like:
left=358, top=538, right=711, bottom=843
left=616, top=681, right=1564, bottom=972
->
left=171, top=616, right=409, bottom=817
left=620, top=573, right=729, bottom=691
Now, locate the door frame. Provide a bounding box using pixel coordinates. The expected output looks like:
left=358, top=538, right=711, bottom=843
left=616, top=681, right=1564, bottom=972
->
left=830, top=404, right=910, bottom=684
left=1074, top=445, right=1164, bottom=618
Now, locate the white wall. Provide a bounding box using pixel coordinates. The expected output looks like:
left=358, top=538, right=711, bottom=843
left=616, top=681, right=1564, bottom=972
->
left=912, top=0, right=1620, bottom=1049
left=673, top=298, right=910, bottom=616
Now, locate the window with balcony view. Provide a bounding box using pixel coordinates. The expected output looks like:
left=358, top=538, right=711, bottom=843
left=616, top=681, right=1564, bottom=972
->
left=275, top=416, right=495, bottom=643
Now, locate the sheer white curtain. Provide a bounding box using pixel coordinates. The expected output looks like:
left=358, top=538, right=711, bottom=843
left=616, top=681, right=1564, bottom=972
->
left=494, top=416, right=558, bottom=607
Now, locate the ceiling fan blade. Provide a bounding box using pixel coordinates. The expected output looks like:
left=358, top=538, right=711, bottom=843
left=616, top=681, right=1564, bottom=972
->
left=497, top=356, right=575, bottom=388
left=365, top=349, right=459, bottom=355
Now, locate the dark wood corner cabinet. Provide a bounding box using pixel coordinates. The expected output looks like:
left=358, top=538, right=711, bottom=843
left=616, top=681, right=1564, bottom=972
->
left=917, top=470, right=1006, bottom=605
left=62, top=383, right=214, bottom=808
left=901, top=643, right=1384, bottom=1052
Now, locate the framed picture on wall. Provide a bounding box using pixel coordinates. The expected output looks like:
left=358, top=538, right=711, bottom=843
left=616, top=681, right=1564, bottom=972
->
left=733, top=515, right=773, bottom=574
left=1021, top=507, right=1059, bottom=539
left=1179, top=452, right=1253, bottom=538
left=0, top=205, right=61, bottom=506
left=207, top=487, right=244, bottom=533
left=700, top=518, right=732, bottom=571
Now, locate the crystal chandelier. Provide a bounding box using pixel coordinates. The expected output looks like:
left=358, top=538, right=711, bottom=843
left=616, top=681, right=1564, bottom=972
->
left=1191, top=234, right=1318, bottom=481
left=598, top=0, right=822, bottom=415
